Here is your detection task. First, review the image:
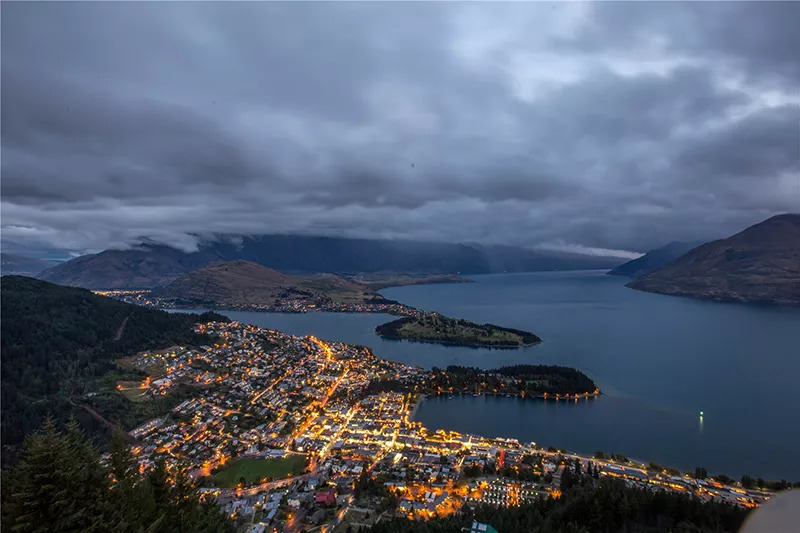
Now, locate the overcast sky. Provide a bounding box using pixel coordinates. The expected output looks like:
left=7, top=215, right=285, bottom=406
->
left=2, top=2, right=798, bottom=259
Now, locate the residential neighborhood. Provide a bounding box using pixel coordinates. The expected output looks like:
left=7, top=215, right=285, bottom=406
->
left=116, top=321, right=772, bottom=532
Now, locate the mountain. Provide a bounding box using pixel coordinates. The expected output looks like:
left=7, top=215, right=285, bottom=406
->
left=37, top=244, right=216, bottom=289
left=0, top=275, right=226, bottom=460
left=471, top=244, right=625, bottom=272
left=607, top=241, right=702, bottom=278
left=0, top=253, right=59, bottom=276
left=38, top=235, right=627, bottom=289
left=157, top=260, right=382, bottom=307
left=628, top=214, right=800, bottom=304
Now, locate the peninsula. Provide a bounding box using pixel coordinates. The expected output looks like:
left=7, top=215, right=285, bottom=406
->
left=369, top=364, right=598, bottom=398
left=375, top=312, right=541, bottom=348
left=101, top=260, right=470, bottom=316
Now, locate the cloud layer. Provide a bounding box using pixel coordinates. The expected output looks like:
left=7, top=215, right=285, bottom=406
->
left=2, top=2, right=798, bottom=257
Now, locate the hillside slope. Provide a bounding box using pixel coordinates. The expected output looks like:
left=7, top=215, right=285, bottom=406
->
left=38, top=244, right=216, bottom=289
left=628, top=214, right=800, bottom=304
left=608, top=241, right=701, bottom=278
left=0, top=275, right=226, bottom=460
left=157, top=260, right=382, bottom=307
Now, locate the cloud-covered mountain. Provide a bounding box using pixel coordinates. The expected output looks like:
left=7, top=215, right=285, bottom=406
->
left=38, top=235, right=625, bottom=289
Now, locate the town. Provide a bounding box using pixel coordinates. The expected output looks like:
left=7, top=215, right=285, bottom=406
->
left=115, top=321, right=773, bottom=532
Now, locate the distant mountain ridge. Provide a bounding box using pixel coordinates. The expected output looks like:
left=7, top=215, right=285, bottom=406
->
left=38, top=234, right=626, bottom=289
left=628, top=214, right=800, bottom=304
left=608, top=241, right=702, bottom=278
left=1, top=253, right=59, bottom=276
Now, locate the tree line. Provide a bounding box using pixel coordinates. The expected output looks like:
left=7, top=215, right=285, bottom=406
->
left=1, top=418, right=233, bottom=532
left=427, top=365, right=597, bottom=396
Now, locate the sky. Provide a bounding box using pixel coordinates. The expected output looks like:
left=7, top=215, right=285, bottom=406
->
left=2, top=2, right=799, bottom=260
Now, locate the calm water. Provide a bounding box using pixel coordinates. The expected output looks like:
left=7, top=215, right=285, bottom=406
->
left=181, top=271, right=800, bottom=479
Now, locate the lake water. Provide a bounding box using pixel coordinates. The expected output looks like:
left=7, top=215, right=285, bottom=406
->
left=181, top=271, right=800, bottom=480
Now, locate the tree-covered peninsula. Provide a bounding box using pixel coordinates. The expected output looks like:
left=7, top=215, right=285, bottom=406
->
left=375, top=313, right=541, bottom=348
left=368, top=364, right=598, bottom=398
left=430, top=365, right=598, bottom=396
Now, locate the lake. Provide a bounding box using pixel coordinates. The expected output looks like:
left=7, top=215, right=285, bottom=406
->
left=181, top=270, right=800, bottom=480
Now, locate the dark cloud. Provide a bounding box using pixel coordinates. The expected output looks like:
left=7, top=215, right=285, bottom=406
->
left=1, top=2, right=798, bottom=257
left=2, top=71, right=263, bottom=198
left=676, top=105, right=800, bottom=180
left=562, top=2, right=800, bottom=83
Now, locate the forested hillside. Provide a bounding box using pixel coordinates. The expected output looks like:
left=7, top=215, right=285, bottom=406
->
left=0, top=276, right=226, bottom=461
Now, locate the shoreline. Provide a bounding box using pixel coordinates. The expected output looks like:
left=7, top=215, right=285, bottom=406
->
left=172, top=306, right=545, bottom=349
left=408, top=393, right=426, bottom=421
left=423, top=390, right=601, bottom=402
left=377, top=334, right=542, bottom=349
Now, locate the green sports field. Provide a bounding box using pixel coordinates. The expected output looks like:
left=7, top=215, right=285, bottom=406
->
left=210, top=455, right=306, bottom=487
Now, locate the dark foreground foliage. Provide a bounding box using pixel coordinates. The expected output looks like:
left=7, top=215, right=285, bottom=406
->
left=1, top=419, right=233, bottom=533
left=366, top=476, right=750, bottom=533
left=1, top=276, right=227, bottom=461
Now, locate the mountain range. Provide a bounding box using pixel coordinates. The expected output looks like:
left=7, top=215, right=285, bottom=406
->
left=37, top=235, right=626, bottom=289
left=20, top=215, right=800, bottom=304
left=628, top=214, right=800, bottom=304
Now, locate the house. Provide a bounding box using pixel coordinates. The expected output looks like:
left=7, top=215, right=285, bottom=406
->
left=315, top=490, right=335, bottom=506
left=335, top=476, right=354, bottom=494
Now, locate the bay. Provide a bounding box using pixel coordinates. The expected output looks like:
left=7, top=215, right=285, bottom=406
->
left=179, top=270, right=800, bottom=480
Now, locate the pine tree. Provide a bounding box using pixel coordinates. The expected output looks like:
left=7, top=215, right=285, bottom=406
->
left=109, top=425, right=136, bottom=485
left=108, top=425, right=142, bottom=531
left=2, top=417, right=106, bottom=533
left=3, top=418, right=235, bottom=533
left=561, top=465, right=574, bottom=491
left=62, top=418, right=109, bottom=531
left=145, top=458, right=172, bottom=528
